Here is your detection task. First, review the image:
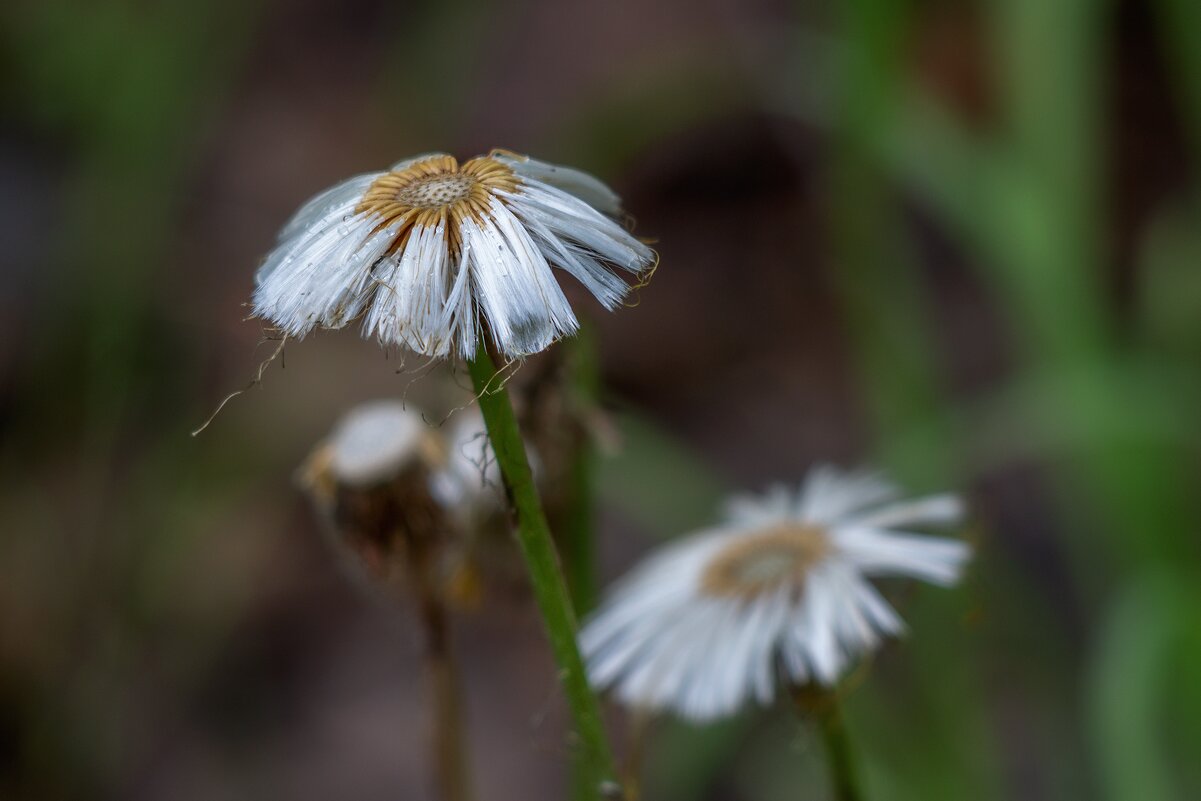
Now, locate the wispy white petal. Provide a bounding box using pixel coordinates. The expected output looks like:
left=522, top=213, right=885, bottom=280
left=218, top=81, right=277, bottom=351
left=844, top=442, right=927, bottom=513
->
left=724, top=484, right=794, bottom=526
left=844, top=494, right=964, bottom=530
left=271, top=173, right=380, bottom=250
left=463, top=198, right=578, bottom=356
left=504, top=182, right=653, bottom=273
left=253, top=215, right=398, bottom=336
left=517, top=212, right=630, bottom=309
left=834, top=527, right=971, bottom=586
left=494, top=153, right=623, bottom=216
left=799, top=467, right=899, bottom=523
left=364, top=222, right=467, bottom=357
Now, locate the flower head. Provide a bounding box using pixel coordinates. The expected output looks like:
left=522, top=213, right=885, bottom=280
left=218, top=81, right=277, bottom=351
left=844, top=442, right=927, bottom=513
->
left=300, top=400, right=475, bottom=600
left=580, top=466, right=970, bottom=722
left=253, top=151, right=655, bottom=359
left=318, top=400, right=438, bottom=488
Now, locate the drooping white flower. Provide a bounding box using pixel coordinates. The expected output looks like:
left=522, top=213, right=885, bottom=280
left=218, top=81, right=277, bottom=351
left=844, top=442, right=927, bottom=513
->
left=252, top=151, right=655, bottom=360
left=580, top=466, right=971, bottom=722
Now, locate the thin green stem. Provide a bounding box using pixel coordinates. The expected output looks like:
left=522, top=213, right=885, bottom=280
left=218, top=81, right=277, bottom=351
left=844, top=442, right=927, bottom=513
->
left=795, top=688, right=865, bottom=801
left=466, top=342, right=617, bottom=799
left=817, top=697, right=864, bottom=801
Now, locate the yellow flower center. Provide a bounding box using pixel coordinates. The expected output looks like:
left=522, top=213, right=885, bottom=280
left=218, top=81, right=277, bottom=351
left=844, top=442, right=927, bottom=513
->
left=700, top=524, right=831, bottom=600
left=356, top=154, right=518, bottom=254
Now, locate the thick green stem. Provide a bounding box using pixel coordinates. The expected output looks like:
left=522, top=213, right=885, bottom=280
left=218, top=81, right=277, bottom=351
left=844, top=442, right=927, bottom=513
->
left=466, top=343, right=618, bottom=799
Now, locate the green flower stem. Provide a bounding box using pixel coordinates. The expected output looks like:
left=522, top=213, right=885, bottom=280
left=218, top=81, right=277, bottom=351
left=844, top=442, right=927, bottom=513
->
left=813, top=693, right=865, bottom=801
left=466, top=342, right=617, bottom=798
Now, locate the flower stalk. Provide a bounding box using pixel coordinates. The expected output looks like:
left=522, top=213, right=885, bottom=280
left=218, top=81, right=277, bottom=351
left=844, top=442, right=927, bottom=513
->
left=414, top=549, right=472, bottom=801
left=466, top=342, right=618, bottom=798
left=796, top=687, right=865, bottom=801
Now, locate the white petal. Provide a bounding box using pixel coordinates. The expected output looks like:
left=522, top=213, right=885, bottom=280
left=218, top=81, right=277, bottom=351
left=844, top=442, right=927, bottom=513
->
left=844, top=494, right=964, bottom=530
left=796, top=571, right=846, bottom=684
left=678, top=601, right=748, bottom=719
left=834, top=527, right=971, bottom=586
left=269, top=173, right=380, bottom=252
left=582, top=533, right=728, bottom=677
left=824, top=565, right=882, bottom=651
left=364, top=222, right=464, bottom=357
left=518, top=212, right=630, bottom=309
left=845, top=574, right=905, bottom=636
left=724, top=484, right=794, bottom=526
left=493, top=153, right=623, bottom=216
left=252, top=215, right=397, bottom=336
left=503, top=182, right=653, bottom=273
left=753, top=587, right=795, bottom=702
left=462, top=198, right=578, bottom=356
left=620, top=599, right=726, bottom=716
left=799, top=467, right=900, bottom=524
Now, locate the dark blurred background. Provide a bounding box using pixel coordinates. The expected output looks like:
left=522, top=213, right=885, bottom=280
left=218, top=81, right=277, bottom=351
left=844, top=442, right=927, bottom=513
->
left=3, top=0, right=1201, bottom=799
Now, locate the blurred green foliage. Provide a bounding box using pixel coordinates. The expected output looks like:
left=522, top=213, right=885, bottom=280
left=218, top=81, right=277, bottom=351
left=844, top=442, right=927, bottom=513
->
left=601, top=1, right=1201, bottom=799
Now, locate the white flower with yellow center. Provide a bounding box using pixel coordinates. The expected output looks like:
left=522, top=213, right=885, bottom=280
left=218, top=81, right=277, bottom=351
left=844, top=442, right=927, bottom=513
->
left=580, top=466, right=970, bottom=722
left=252, top=151, right=655, bottom=359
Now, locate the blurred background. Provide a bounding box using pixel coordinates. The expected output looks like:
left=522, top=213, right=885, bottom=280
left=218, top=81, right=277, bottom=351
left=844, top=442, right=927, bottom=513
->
left=3, top=0, right=1201, bottom=799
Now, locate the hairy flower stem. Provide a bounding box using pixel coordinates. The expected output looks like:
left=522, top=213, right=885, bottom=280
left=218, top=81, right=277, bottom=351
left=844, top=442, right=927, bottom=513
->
left=467, top=343, right=618, bottom=799
left=803, top=689, right=865, bottom=801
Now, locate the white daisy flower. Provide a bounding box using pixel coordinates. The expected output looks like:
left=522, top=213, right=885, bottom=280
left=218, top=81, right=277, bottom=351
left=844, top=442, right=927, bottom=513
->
left=252, top=151, right=655, bottom=359
left=580, top=465, right=971, bottom=722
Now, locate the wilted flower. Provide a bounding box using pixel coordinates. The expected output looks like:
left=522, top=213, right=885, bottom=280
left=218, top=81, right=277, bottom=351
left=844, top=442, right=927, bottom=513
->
left=253, top=151, right=655, bottom=359
left=433, top=406, right=505, bottom=510
left=300, top=400, right=455, bottom=586
left=316, top=399, right=441, bottom=488
left=580, top=466, right=971, bottom=722
left=300, top=399, right=543, bottom=603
